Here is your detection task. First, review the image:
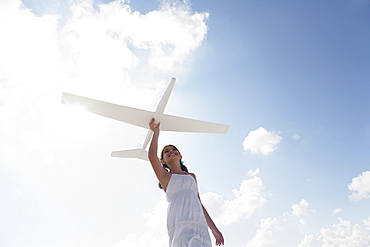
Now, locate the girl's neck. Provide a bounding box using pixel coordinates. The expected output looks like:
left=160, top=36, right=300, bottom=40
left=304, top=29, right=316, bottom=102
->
left=166, top=163, right=186, bottom=175
left=165, top=161, right=181, bottom=173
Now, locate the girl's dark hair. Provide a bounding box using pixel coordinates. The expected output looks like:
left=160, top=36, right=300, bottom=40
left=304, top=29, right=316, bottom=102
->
left=158, top=145, right=188, bottom=189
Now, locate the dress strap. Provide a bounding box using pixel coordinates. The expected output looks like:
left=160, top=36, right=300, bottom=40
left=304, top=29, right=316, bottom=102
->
left=170, top=171, right=188, bottom=175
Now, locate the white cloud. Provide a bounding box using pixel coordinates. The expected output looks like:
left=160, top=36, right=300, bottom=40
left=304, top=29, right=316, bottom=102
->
left=245, top=217, right=281, bottom=247
left=320, top=217, right=370, bottom=247
left=332, top=208, right=342, bottom=215
left=202, top=176, right=268, bottom=225
left=299, top=217, right=370, bottom=247
left=298, top=234, right=316, bottom=247
left=364, top=217, right=370, bottom=230
left=112, top=232, right=167, bottom=247
left=61, top=0, right=208, bottom=76
left=143, top=195, right=168, bottom=232
left=348, top=171, right=370, bottom=201
left=291, top=199, right=309, bottom=218
left=112, top=195, right=168, bottom=247
left=245, top=199, right=312, bottom=247
left=247, top=168, right=260, bottom=177
left=242, top=127, right=282, bottom=156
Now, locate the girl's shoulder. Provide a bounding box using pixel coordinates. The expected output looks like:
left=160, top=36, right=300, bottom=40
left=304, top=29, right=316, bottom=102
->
left=188, top=172, right=197, bottom=181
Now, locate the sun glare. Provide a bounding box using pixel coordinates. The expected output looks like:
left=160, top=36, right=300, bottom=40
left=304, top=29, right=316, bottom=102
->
left=54, top=103, right=98, bottom=141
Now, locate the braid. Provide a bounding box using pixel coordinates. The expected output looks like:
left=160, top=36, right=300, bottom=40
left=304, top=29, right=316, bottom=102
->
left=180, top=163, right=188, bottom=173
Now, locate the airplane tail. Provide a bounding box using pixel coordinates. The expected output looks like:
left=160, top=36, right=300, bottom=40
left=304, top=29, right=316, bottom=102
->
left=111, top=149, right=148, bottom=160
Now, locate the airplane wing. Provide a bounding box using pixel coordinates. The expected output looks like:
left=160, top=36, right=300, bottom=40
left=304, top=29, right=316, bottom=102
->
left=160, top=114, right=230, bottom=134
left=111, top=149, right=149, bottom=160
left=62, top=93, right=153, bottom=129
left=62, top=92, right=229, bottom=134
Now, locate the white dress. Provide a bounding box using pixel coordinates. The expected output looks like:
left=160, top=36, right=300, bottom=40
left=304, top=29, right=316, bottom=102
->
left=166, top=173, right=212, bottom=247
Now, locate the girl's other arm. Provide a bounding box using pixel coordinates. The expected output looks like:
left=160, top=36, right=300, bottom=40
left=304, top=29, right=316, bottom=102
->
left=201, top=204, right=224, bottom=246
left=191, top=173, right=224, bottom=246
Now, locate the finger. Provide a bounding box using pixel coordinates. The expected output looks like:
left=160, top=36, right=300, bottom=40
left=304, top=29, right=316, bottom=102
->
left=216, top=238, right=223, bottom=246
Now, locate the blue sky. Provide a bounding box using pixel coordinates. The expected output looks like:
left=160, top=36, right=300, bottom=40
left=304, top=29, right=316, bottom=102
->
left=1, top=0, right=370, bottom=246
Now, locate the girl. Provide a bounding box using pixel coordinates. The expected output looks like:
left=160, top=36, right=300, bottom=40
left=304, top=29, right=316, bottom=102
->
left=149, top=118, right=224, bottom=247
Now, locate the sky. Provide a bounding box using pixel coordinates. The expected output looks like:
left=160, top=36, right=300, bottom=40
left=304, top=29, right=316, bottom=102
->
left=1, top=0, right=370, bottom=246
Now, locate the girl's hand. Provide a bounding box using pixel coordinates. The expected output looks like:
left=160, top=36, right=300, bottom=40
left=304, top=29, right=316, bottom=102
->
left=212, top=229, right=224, bottom=246
left=149, top=118, right=160, bottom=133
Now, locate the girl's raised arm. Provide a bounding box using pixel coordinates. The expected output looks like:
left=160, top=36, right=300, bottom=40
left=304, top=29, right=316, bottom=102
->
left=148, top=118, right=169, bottom=185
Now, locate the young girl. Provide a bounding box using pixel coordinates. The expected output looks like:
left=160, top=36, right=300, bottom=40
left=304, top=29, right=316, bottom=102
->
left=149, top=118, right=224, bottom=247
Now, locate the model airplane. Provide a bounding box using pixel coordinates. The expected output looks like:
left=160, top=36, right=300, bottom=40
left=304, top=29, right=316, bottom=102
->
left=62, top=78, right=229, bottom=160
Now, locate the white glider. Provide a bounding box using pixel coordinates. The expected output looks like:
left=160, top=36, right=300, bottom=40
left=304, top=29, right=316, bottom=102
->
left=62, top=78, right=229, bottom=160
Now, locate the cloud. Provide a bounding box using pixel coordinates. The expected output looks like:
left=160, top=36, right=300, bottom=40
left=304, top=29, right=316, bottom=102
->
left=364, top=217, right=370, bottom=230
left=284, top=199, right=314, bottom=226
left=245, top=217, right=281, bottom=247
left=242, top=127, right=282, bottom=156
left=291, top=199, right=309, bottom=218
left=332, top=208, right=342, bottom=215
left=143, top=195, right=168, bottom=232
left=112, top=195, right=168, bottom=247
left=348, top=171, right=370, bottom=201
left=244, top=201, right=368, bottom=247
left=320, top=217, right=370, bottom=246
left=202, top=176, right=268, bottom=225
left=245, top=199, right=312, bottom=247
left=298, top=217, right=370, bottom=247
left=298, top=235, right=316, bottom=247
left=112, top=232, right=167, bottom=247
left=247, top=168, right=260, bottom=177
left=60, top=0, right=209, bottom=79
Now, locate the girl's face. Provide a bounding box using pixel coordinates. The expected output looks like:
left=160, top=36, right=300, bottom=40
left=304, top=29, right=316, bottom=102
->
left=161, top=145, right=182, bottom=164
